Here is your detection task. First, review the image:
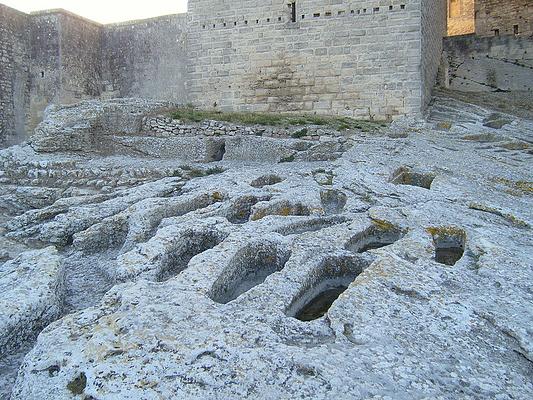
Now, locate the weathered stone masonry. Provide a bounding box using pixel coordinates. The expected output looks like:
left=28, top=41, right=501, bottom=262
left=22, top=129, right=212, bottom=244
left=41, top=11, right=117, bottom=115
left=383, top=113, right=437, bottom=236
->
left=447, top=0, right=533, bottom=38
left=0, top=1, right=447, bottom=144
left=28, top=10, right=103, bottom=130
left=442, top=1, right=533, bottom=94
left=447, top=0, right=474, bottom=36
left=0, top=5, right=31, bottom=145
left=441, top=35, right=533, bottom=92
left=475, top=0, right=532, bottom=38
left=187, top=1, right=446, bottom=118
left=101, top=14, right=188, bottom=104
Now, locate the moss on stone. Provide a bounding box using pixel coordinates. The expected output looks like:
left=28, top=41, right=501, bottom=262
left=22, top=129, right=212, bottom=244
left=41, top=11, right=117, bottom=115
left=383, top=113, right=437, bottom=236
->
left=469, top=203, right=529, bottom=229
left=437, top=121, right=452, bottom=130
left=188, top=167, right=224, bottom=178
left=291, top=128, right=308, bottom=138
left=493, top=178, right=533, bottom=196
left=67, top=373, right=87, bottom=395
left=426, top=226, right=466, bottom=239
left=370, top=218, right=398, bottom=232
left=212, top=192, right=225, bottom=201
left=498, top=141, right=530, bottom=151
left=461, top=133, right=500, bottom=143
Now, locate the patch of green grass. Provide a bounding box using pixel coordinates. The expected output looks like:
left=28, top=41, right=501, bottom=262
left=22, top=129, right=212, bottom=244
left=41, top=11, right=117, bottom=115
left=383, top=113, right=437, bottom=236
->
left=170, top=107, right=386, bottom=132
left=186, top=166, right=225, bottom=178
left=188, top=169, right=205, bottom=178
left=205, top=167, right=225, bottom=175
left=291, top=128, right=308, bottom=139
left=279, top=154, right=296, bottom=163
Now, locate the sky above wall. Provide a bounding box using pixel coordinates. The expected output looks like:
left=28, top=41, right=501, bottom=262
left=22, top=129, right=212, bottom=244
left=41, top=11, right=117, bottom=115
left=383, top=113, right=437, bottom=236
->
left=2, top=0, right=188, bottom=23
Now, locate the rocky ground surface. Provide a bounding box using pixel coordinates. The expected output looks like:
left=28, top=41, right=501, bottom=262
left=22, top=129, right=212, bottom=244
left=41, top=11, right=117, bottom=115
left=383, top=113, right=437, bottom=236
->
left=0, top=94, right=532, bottom=399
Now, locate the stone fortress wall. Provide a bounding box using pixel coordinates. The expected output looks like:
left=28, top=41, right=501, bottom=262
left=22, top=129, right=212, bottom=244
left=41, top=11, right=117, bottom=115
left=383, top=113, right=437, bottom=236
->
left=447, top=0, right=532, bottom=37
left=442, top=0, right=533, bottom=92
left=28, top=10, right=103, bottom=130
left=0, top=5, right=31, bottom=144
left=420, top=0, right=448, bottom=110
left=0, top=0, right=447, bottom=145
left=447, top=0, right=474, bottom=36
left=475, top=0, right=532, bottom=38
left=442, top=35, right=533, bottom=92
left=186, top=0, right=446, bottom=118
left=101, top=14, right=189, bottom=104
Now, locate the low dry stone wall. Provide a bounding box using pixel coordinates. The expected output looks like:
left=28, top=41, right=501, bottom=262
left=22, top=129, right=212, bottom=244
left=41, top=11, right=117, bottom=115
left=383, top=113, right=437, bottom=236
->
left=142, top=116, right=347, bottom=141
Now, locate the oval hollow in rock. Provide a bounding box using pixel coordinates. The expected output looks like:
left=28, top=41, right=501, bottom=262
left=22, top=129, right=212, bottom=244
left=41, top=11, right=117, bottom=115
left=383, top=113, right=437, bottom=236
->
left=345, top=223, right=404, bottom=253
left=226, top=195, right=265, bottom=224
left=275, top=216, right=348, bottom=236
left=157, top=229, right=227, bottom=281
left=428, top=227, right=466, bottom=266
left=209, top=241, right=291, bottom=304
left=250, top=174, right=284, bottom=188
left=286, top=255, right=367, bottom=321
left=250, top=200, right=311, bottom=221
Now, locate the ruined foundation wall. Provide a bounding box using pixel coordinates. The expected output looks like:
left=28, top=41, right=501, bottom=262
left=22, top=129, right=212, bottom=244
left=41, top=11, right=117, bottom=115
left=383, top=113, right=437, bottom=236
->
left=187, top=0, right=426, bottom=120
left=442, top=35, right=533, bottom=92
left=475, top=0, right=533, bottom=37
left=102, top=15, right=188, bottom=103
left=0, top=4, right=31, bottom=145
left=420, top=0, right=447, bottom=109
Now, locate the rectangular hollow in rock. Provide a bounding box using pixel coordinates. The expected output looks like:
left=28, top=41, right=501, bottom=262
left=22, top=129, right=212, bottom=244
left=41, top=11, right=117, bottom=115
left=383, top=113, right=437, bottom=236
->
left=390, top=166, right=435, bottom=189
left=428, top=227, right=466, bottom=266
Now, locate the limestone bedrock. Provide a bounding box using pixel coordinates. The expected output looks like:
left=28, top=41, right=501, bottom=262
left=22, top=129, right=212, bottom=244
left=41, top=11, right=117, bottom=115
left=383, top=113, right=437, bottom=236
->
left=1, top=93, right=532, bottom=399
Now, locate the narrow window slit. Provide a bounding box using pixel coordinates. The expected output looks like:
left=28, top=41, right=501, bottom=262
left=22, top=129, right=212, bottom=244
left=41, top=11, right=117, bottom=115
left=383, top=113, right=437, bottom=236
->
left=290, top=2, right=297, bottom=23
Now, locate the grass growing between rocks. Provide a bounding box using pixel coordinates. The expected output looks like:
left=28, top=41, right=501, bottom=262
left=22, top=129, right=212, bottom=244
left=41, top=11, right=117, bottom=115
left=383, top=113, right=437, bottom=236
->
left=178, top=165, right=225, bottom=178
left=170, top=107, right=386, bottom=132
